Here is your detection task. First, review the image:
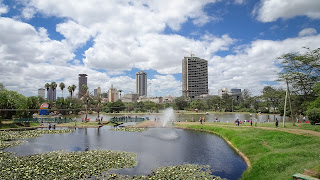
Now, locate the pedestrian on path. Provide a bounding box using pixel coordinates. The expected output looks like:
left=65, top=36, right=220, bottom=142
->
left=275, top=118, right=278, bottom=128
left=250, top=119, right=253, bottom=126
left=254, top=119, right=257, bottom=127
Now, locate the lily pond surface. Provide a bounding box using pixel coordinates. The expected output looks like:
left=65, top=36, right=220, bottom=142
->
left=5, top=126, right=246, bottom=180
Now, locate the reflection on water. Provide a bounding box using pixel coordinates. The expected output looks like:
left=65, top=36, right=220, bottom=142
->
left=71, top=112, right=293, bottom=124
left=5, top=127, right=246, bottom=180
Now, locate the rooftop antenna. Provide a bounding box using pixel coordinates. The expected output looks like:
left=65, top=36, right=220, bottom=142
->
left=190, top=51, right=195, bottom=57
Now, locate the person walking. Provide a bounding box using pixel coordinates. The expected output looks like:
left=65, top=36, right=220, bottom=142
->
left=199, top=117, right=203, bottom=124
left=254, top=119, right=257, bottom=127
left=275, top=118, right=278, bottom=128
left=236, top=117, right=240, bottom=126
left=250, top=119, right=253, bottom=126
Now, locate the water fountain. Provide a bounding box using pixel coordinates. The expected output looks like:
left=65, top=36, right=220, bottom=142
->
left=159, top=107, right=175, bottom=127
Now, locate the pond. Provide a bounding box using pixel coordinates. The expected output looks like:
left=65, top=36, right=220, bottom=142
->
left=71, top=111, right=298, bottom=124
left=5, top=126, right=247, bottom=180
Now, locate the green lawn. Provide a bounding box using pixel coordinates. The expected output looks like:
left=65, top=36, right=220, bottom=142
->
left=203, top=121, right=320, bottom=132
left=175, top=123, right=320, bottom=180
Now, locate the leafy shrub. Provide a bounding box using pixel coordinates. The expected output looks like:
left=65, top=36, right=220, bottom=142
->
left=306, top=108, right=320, bottom=125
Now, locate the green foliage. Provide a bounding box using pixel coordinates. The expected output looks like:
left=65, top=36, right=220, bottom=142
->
left=308, top=82, right=320, bottom=109
left=103, top=100, right=126, bottom=113
left=206, top=95, right=220, bottom=111
left=306, top=108, right=320, bottom=124
left=261, top=86, right=285, bottom=113
left=0, top=83, right=5, bottom=91
left=174, top=96, right=189, bottom=110
left=278, top=47, right=320, bottom=111
left=0, top=150, right=137, bottom=180
left=190, top=99, right=208, bottom=111
left=0, top=89, right=28, bottom=119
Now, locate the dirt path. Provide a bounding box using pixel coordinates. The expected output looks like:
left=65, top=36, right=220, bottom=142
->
left=176, top=122, right=320, bottom=137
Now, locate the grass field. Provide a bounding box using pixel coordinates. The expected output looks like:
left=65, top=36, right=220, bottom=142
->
left=175, top=122, right=320, bottom=180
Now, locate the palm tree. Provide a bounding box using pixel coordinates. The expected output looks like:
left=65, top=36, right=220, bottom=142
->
left=45, top=83, right=50, bottom=99
left=95, top=94, right=103, bottom=118
left=68, top=85, right=77, bottom=99
left=71, top=84, right=76, bottom=98
left=81, top=84, right=90, bottom=121
left=50, top=82, right=57, bottom=101
left=59, top=82, right=65, bottom=98
left=68, top=86, right=73, bottom=98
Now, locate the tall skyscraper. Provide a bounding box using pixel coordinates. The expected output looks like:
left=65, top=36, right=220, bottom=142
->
left=182, top=56, right=208, bottom=98
left=136, top=71, right=147, bottom=96
left=38, top=88, right=45, bottom=99
left=47, top=87, right=56, bottom=101
left=78, top=74, right=88, bottom=98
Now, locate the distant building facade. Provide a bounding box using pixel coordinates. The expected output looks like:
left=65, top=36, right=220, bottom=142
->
left=218, top=88, right=241, bottom=100
left=136, top=71, right=147, bottom=97
left=94, top=87, right=101, bottom=97
left=182, top=56, right=208, bottom=99
left=108, top=84, right=119, bottom=102
left=138, top=96, right=163, bottom=104
left=47, top=87, right=56, bottom=101
left=121, top=93, right=139, bottom=103
left=78, top=74, right=88, bottom=98
left=38, top=88, right=45, bottom=99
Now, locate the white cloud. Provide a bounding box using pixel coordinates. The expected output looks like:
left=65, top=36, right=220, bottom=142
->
left=22, top=7, right=35, bottom=19
left=0, top=17, right=74, bottom=65
left=56, top=20, right=94, bottom=49
left=208, top=34, right=320, bottom=95
left=83, top=32, right=235, bottom=74
left=0, top=0, right=8, bottom=15
left=255, top=0, right=320, bottom=22
left=298, top=28, right=317, bottom=37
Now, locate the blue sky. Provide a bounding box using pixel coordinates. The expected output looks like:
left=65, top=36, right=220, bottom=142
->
left=1, top=0, right=320, bottom=97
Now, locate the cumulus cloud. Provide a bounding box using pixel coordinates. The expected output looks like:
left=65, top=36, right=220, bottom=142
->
left=0, top=1, right=8, bottom=15
left=0, top=17, right=74, bottom=65
left=298, top=28, right=317, bottom=37
left=83, top=32, right=235, bottom=74
left=56, top=20, right=94, bottom=49
left=255, top=0, right=320, bottom=22
left=208, top=34, right=320, bottom=95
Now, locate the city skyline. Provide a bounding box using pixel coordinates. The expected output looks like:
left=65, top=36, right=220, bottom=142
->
left=1, top=1, right=320, bottom=97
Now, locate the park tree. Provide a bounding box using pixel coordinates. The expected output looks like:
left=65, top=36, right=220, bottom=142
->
left=0, top=89, right=28, bottom=119
left=80, top=85, right=92, bottom=120
left=0, top=83, right=5, bottom=91
left=134, top=101, right=145, bottom=112
left=261, top=86, right=285, bottom=114
left=174, top=96, right=189, bottom=110
left=125, top=102, right=135, bottom=112
left=278, top=47, right=320, bottom=110
left=190, top=99, right=208, bottom=111
left=144, top=101, right=156, bottom=112
left=50, top=82, right=57, bottom=101
left=220, top=94, right=233, bottom=112
left=206, top=96, right=221, bottom=111
left=59, top=82, right=65, bottom=98
left=239, top=89, right=252, bottom=109
left=94, top=94, right=103, bottom=118
left=308, top=82, right=320, bottom=109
